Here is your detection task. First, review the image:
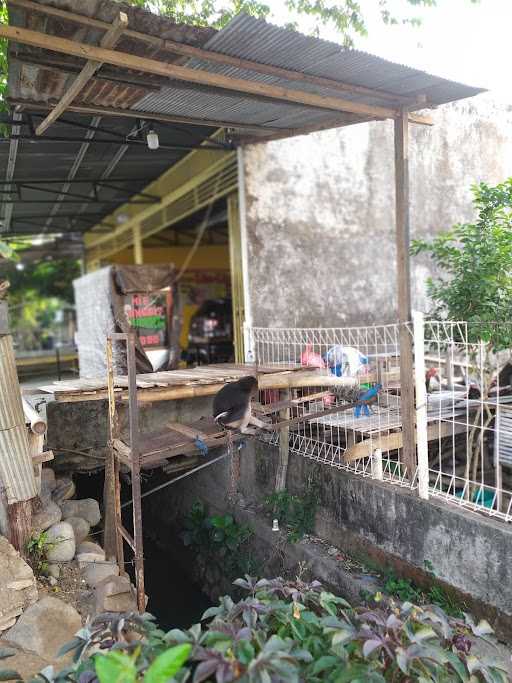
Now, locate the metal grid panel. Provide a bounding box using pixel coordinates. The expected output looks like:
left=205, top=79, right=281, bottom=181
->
left=250, top=324, right=415, bottom=488
left=423, top=320, right=512, bottom=522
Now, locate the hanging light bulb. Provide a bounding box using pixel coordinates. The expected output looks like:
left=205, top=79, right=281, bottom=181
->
left=146, top=127, right=159, bottom=150
left=272, top=519, right=279, bottom=532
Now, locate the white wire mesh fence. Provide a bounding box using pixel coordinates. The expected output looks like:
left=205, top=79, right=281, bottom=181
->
left=422, top=320, right=512, bottom=521
left=249, top=317, right=512, bottom=522
left=250, top=324, right=416, bottom=489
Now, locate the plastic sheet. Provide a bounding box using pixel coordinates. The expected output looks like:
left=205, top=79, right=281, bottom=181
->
left=73, top=265, right=181, bottom=378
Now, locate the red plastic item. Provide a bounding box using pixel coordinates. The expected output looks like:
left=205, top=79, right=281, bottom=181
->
left=300, top=344, right=325, bottom=369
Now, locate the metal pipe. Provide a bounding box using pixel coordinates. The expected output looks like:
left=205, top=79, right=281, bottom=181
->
left=121, top=451, right=230, bottom=509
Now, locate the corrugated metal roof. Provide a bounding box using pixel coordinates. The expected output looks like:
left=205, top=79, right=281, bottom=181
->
left=7, top=0, right=215, bottom=111
left=2, top=0, right=486, bottom=238
left=135, top=13, right=485, bottom=132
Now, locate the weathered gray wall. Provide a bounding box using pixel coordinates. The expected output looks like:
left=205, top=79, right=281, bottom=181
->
left=243, top=95, right=512, bottom=327
left=144, top=443, right=512, bottom=637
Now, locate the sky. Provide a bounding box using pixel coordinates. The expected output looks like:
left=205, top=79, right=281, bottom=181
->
left=269, top=0, right=512, bottom=103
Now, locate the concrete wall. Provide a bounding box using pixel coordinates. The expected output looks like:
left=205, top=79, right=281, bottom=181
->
left=142, top=441, right=512, bottom=637
left=243, top=95, right=512, bottom=327
left=49, top=394, right=512, bottom=635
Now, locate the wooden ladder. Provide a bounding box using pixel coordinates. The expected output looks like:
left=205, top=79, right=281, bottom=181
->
left=104, top=332, right=146, bottom=613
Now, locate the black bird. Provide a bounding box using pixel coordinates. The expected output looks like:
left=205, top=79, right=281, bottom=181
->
left=213, top=376, right=267, bottom=434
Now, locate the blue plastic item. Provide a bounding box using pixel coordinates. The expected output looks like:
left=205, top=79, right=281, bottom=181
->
left=194, top=437, right=209, bottom=457
left=454, top=488, right=494, bottom=509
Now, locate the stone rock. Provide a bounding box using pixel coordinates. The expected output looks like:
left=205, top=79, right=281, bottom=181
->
left=94, top=574, right=131, bottom=597
left=76, top=541, right=105, bottom=566
left=61, top=499, right=101, bottom=527
left=0, top=641, right=52, bottom=680
left=52, top=477, right=75, bottom=505
left=47, top=564, right=60, bottom=580
left=93, top=576, right=146, bottom=614
left=41, top=468, right=56, bottom=492
left=48, top=576, right=57, bottom=587
left=66, top=517, right=90, bottom=545
left=32, top=501, right=62, bottom=533
left=46, top=522, right=76, bottom=563
left=0, top=536, right=38, bottom=633
left=4, top=596, right=81, bottom=659
left=83, top=561, right=119, bottom=588
left=77, top=541, right=105, bottom=557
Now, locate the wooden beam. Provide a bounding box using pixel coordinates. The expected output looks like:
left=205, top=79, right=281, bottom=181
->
left=0, top=24, right=415, bottom=121
left=10, top=99, right=289, bottom=137
left=275, top=389, right=291, bottom=492
left=10, top=0, right=423, bottom=107
left=394, top=108, right=416, bottom=482
left=35, top=12, right=128, bottom=135
left=344, top=418, right=467, bottom=463
left=239, top=108, right=433, bottom=145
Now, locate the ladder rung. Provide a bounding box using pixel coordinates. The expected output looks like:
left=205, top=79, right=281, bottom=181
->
left=118, top=523, right=135, bottom=550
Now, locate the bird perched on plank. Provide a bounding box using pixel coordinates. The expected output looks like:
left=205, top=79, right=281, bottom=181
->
left=354, top=383, right=382, bottom=418
left=213, top=376, right=268, bottom=434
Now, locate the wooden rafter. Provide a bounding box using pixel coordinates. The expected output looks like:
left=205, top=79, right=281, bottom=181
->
left=35, top=12, right=128, bottom=135
left=0, top=24, right=433, bottom=124
left=10, top=0, right=423, bottom=107
left=9, top=99, right=290, bottom=136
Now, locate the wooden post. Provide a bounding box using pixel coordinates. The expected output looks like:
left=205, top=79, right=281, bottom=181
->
left=413, top=311, right=429, bottom=499
left=133, top=224, right=144, bottom=265
left=103, top=337, right=120, bottom=562
left=371, top=448, right=383, bottom=481
left=394, top=109, right=416, bottom=482
left=275, top=389, right=291, bottom=491
left=0, top=335, right=37, bottom=554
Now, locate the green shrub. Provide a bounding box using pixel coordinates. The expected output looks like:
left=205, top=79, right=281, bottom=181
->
left=182, top=501, right=257, bottom=578
left=4, top=576, right=506, bottom=682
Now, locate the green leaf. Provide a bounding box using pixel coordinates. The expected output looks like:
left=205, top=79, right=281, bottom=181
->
left=95, top=652, right=136, bottom=683
left=57, top=637, right=84, bottom=659
left=144, top=644, right=191, bottom=683
left=310, top=655, right=338, bottom=674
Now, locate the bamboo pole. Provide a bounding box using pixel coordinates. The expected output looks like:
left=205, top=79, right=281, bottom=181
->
left=22, top=397, right=47, bottom=435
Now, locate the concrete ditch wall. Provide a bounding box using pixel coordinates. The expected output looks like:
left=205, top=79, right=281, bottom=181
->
left=49, top=397, right=512, bottom=637
left=143, top=437, right=512, bottom=638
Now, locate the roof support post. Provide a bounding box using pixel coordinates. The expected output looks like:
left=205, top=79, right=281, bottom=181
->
left=394, top=108, right=416, bottom=483
left=133, top=224, right=144, bottom=265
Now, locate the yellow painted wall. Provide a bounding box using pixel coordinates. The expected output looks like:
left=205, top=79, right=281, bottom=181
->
left=110, top=245, right=231, bottom=349
left=110, top=245, right=230, bottom=269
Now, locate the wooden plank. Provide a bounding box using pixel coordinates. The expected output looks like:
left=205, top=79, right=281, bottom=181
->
left=240, top=110, right=433, bottom=145
left=394, top=108, right=416, bottom=482
left=275, top=389, right=291, bottom=491
left=0, top=24, right=428, bottom=122
left=344, top=416, right=467, bottom=462
left=10, top=0, right=423, bottom=107
left=35, top=12, right=128, bottom=135
left=165, top=421, right=210, bottom=441
left=11, top=98, right=289, bottom=136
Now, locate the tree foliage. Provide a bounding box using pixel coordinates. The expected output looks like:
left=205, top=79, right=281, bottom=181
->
left=120, top=0, right=447, bottom=44
left=411, top=179, right=512, bottom=349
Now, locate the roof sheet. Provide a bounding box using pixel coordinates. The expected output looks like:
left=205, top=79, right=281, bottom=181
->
left=2, top=0, right=486, bottom=238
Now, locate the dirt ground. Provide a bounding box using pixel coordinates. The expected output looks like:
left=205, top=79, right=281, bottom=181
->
left=36, top=562, right=92, bottom=623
